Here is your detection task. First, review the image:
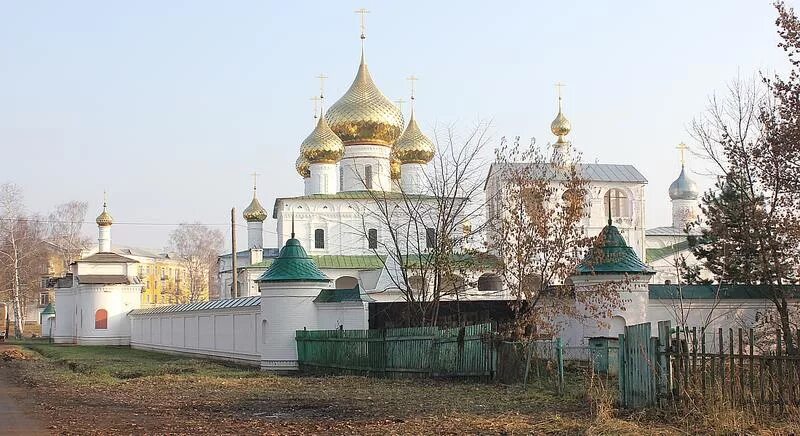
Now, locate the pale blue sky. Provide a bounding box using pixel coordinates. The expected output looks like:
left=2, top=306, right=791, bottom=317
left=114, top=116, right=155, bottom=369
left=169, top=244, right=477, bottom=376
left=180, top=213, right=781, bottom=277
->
left=0, top=1, right=788, bottom=250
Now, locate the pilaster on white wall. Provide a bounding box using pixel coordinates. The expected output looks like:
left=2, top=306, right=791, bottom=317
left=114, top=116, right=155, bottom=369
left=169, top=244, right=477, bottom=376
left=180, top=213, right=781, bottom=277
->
left=340, top=144, right=392, bottom=192
left=309, top=163, right=338, bottom=194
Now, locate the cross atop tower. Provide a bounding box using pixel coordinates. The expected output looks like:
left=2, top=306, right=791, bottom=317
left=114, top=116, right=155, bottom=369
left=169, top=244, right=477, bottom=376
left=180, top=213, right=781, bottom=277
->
left=315, top=73, right=328, bottom=100
left=310, top=95, right=321, bottom=120
left=555, top=82, right=566, bottom=110
left=355, top=8, right=370, bottom=40
left=394, top=98, right=407, bottom=113
left=251, top=172, right=260, bottom=192
left=102, top=190, right=108, bottom=208
left=677, top=142, right=689, bottom=165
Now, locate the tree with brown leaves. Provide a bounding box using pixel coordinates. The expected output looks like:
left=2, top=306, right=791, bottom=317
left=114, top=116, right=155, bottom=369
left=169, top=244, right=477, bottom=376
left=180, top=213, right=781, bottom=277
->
left=487, top=137, right=622, bottom=338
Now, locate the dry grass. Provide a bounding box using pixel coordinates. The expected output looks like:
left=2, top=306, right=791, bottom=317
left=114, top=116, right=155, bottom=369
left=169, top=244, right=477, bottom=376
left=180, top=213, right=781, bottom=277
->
left=1, top=343, right=796, bottom=434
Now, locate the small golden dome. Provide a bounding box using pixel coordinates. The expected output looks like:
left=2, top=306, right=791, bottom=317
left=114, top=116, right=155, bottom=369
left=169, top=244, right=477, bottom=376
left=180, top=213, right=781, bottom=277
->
left=301, top=115, right=345, bottom=164
left=96, top=205, right=113, bottom=227
left=550, top=98, right=571, bottom=143
left=393, top=112, right=435, bottom=164
left=325, top=55, right=405, bottom=146
left=295, top=155, right=311, bottom=178
left=243, top=193, right=268, bottom=222
left=390, top=155, right=401, bottom=180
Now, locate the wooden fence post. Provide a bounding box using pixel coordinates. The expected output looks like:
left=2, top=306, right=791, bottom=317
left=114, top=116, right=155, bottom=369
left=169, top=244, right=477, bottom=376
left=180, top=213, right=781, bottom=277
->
left=556, top=337, right=564, bottom=395
left=657, top=320, right=671, bottom=402
left=618, top=333, right=626, bottom=407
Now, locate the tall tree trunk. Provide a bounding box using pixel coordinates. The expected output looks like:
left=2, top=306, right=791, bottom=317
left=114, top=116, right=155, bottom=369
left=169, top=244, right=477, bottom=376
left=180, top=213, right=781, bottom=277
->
left=778, top=299, right=796, bottom=355
left=11, top=253, right=24, bottom=339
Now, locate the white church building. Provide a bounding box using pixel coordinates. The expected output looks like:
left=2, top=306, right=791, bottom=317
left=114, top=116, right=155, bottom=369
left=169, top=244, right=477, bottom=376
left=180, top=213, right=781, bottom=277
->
left=52, top=16, right=795, bottom=370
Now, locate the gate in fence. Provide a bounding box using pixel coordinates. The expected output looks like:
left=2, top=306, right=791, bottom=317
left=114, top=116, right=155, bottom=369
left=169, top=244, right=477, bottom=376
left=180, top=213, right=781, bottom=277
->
left=618, top=322, right=658, bottom=408
left=295, top=323, right=496, bottom=378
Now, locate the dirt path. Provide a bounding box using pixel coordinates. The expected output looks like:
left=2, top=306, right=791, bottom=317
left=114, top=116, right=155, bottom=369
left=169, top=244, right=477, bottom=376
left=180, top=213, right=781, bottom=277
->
left=0, top=344, right=50, bottom=435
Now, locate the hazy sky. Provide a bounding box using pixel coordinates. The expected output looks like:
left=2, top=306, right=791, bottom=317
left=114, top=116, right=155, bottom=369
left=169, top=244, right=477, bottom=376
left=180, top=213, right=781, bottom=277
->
left=0, top=1, right=789, bottom=251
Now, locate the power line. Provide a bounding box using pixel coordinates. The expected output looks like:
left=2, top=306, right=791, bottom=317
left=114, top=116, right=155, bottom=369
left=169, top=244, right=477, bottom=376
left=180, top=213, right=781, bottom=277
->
left=0, top=218, right=280, bottom=234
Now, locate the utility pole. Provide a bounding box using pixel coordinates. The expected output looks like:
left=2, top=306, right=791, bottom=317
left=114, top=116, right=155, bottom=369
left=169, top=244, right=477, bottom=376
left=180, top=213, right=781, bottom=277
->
left=231, top=207, right=238, bottom=299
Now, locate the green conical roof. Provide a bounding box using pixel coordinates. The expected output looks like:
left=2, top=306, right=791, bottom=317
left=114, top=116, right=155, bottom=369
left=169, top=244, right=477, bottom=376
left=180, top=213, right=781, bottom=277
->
left=578, top=223, right=654, bottom=275
left=257, top=238, right=330, bottom=283
left=41, top=302, right=55, bottom=315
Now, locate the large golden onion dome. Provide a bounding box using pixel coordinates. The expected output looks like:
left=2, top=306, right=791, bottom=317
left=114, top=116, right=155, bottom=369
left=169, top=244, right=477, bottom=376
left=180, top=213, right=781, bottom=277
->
left=325, top=54, right=405, bottom=146
left=301, top=115, right=345, bottom=164
left=390, top=154, right=401, bottom=180
left=295, top=155, right=311, bottom=178
left=96, top=203, right=113, bottom=227
left=243, top=191, right=268, bottom=222
left=393, top=111, right=435, bottom=164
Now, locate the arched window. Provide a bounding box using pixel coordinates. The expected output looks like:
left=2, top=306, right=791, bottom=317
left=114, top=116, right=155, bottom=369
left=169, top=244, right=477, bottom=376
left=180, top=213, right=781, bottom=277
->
left=440, top=275, right=466, bottom=295
left=364, top=165, right=373, bottom=189
left=408, top=276, right=426, bottom=293
left=604, top=188, right=630, bottom=218
left=425, top=228, right=436, bottom=249
left=95, top=309, right=108, bottom=330
left=477, top=273, right=503, bottom=293
left=367, top=228, right=378, bottom=249
left=335, top=276, right=359, bottom=289
left=314, top=229, right=325, bottom=249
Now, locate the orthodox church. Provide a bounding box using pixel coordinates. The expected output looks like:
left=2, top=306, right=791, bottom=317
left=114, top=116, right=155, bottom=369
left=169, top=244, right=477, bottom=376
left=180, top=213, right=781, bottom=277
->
left=51, top=12, right=790, bottom=371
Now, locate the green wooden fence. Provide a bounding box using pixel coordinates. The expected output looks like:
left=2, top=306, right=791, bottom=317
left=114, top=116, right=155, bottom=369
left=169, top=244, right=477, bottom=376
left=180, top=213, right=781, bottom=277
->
left=295, top=323, right=496, bottom=378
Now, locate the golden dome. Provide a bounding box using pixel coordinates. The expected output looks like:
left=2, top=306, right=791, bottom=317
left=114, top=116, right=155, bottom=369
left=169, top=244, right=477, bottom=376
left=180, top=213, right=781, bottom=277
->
left=301, top=115, right=345, bottom=164
left=550, top=100, right=571, bottom=143
left=325, top=54, right=405, bottom=146
left=295, top=155, right=311, bottom=178
left=393, top=112, right=435, bottom=164
left=96, top=205, right=113, bottom=227
left=390, top=155, right=401, bottom=180
left=243, top=192, right=268, bottom=222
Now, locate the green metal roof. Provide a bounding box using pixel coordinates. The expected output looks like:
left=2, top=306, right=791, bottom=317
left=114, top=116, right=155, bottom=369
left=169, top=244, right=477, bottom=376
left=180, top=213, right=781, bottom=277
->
left=256, top=238, right=330, bottom=283
left=251, top=254, right=386, bottom=270
left=402, top=253, right=498, bottom=269
left=41, top=303, right=55, bottom=315
left=578, top=223, right=654, bottom=275
left=129, top=296, right=261, bottom=315
left=314, top=286, right=374, bottom=303
left=649, top=284, right=800, bottom=300
left=646, top=240, right=690, bottom=263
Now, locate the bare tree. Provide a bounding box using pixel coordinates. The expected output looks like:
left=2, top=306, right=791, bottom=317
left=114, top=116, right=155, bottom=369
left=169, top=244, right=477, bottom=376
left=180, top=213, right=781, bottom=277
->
left=354, top=123, right=492, bottom=327
left=0, top=184, right=45, bottom=338
left=47, top=201, right=90, bottom=265
left=168, top=223, right=224, bottom=303
left=690, top=67, right=800, bottom=353
left=487, top=137, right=622, bottom=338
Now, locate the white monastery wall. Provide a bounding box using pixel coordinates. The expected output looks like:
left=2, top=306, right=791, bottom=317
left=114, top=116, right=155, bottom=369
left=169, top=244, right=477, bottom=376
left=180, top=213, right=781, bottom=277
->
left=130, top=306, right=262, bottom=367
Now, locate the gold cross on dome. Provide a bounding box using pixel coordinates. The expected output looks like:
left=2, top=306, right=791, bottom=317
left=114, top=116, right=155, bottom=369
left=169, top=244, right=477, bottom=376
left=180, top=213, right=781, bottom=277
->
left=315, top=73, right=328, bottom=99
left=394, top=98, right=407, bottom=112
left=355, top=8, right=370, bottom=39
left=555, top=82, right=566, bottom=110
left=677, top=142, right=689, bottom=165
left=407, top=75, right=419, bottom=101
left=251, top=172, right=260, bottom=191
left=310, top=95, right=321, bottom=119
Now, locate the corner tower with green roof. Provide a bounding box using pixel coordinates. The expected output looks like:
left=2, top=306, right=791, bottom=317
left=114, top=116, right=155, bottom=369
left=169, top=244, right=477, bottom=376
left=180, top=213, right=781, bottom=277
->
left=567, top=209, right=655, bottom=345
left=258, top=231, right=354, bottom=372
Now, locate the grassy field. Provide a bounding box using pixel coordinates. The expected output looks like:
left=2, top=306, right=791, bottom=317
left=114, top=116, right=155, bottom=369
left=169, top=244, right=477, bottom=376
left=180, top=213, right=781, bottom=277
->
left=0, top=342, right=795, bottom=434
